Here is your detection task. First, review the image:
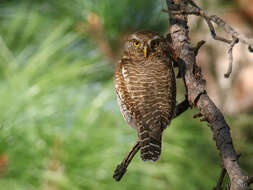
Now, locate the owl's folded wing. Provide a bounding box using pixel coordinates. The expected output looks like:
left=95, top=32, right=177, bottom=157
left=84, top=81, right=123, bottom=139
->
left=114, top=59, right=141, bottom=129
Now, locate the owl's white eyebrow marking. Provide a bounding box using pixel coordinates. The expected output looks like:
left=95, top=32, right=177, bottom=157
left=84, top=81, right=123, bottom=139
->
left=151, top=35, right=162, bottom=40
left=130, top=34, right=141, bottom=41
left=148, top=35, right=162, bottom=46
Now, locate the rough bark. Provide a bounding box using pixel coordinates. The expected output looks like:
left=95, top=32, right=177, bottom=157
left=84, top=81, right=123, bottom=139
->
left=166, top=0, right=251, bottom=189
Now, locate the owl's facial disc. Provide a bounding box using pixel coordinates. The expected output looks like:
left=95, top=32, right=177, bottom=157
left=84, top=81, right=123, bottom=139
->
left=127, top=33, right=164, bottom=58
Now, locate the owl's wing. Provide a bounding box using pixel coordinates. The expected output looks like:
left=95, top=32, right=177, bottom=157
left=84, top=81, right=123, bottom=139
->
left=114, top=59, right=139, bottom=129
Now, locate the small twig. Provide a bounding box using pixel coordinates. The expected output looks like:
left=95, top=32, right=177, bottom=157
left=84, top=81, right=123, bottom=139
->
left=224, top=37, right=239, bottom=78
left=187, top=0, right=199, bottom=9
left=213, top=167, right=227, bottom=190
left=193, top=40, right=206, bottom=56
left=203, top=16, right=232, bottom=44
left=173, top=98, right=190, bottom=118
left=113, top=141, right=141, bottom=181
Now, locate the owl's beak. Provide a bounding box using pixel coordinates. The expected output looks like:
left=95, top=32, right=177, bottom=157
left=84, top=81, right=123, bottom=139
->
left=143, top=46, right=148, bottom=58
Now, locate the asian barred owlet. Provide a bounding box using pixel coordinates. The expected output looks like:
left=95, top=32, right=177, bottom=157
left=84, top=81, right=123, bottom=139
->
left=114, top=31, right=176, bottom=162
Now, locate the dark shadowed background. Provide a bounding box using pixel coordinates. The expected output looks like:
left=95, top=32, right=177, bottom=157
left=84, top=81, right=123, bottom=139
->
left=0, top=0, right=252, bottom=190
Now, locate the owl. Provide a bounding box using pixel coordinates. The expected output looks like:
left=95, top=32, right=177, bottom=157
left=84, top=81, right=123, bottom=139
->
left=114, top=31, right=176, bottom=162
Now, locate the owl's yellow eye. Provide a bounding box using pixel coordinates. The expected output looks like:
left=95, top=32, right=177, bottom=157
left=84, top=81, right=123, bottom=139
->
left=152, top=41, right=159, bottom=48
left=133, top=41, right=141, bottom=47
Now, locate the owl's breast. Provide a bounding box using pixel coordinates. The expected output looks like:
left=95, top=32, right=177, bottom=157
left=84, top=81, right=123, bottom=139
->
left=121, top=58, right=176, bottom=129
left=123, top=59, right=172, bottom=96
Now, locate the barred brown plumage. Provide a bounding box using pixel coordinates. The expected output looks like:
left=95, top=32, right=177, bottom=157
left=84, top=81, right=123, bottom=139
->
left=114, top=31, right=176, bottom=162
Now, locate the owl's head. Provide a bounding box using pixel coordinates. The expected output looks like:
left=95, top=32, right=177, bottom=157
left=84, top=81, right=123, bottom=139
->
left=124, top=31, right=166, bottom=59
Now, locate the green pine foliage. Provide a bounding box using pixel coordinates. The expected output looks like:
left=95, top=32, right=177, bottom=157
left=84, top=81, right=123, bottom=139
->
left=0, top=0, right=251, bottom=190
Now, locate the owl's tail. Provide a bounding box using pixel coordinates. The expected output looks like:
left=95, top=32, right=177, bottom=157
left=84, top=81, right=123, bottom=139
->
left=138, top=125, right=162, bottom=162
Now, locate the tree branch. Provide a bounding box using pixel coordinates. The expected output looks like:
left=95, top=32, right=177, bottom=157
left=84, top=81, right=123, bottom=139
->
left=113, top=140, right=141, bottom=181
left=165, top=0, right=251, bottom=190
left=165, top=0, right=253, bottom=48
left=193, top=40, right=206, bottom=56
left=163, top=0, right=253, bottom=78
left=173, top=97, right=190, bottom=118
left=213, top=167, right=227, bottom=190
left=224, top=37, right=239, bottom=78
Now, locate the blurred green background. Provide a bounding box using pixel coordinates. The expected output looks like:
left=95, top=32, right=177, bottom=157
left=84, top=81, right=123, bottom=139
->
left=0, top=0, right=252, bottom=190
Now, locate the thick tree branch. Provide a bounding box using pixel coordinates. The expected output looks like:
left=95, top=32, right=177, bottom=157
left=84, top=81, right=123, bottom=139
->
left=166, top=0, right=251, bottom=190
